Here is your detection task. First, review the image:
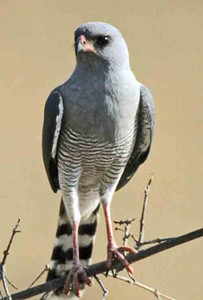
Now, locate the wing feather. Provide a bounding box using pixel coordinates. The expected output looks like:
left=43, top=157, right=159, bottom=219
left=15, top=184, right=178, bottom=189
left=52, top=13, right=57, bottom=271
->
left=42, top=90, right=64, bottom=192
left=116, top=85, right=154, bottom=190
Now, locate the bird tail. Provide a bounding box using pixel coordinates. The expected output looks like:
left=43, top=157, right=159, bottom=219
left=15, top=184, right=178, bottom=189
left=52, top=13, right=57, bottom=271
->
left=46, top=199, right=100, bottom=299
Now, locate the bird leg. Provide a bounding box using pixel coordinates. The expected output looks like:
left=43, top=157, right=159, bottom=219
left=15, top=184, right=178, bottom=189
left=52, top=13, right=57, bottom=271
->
left=63, top=223, right=92, bottom=297
left=102, top=203, right=137, bottom=274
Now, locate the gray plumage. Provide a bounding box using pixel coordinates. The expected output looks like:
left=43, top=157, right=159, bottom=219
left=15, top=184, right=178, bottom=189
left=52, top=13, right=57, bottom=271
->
left=42, top=22, right=154, bottom=299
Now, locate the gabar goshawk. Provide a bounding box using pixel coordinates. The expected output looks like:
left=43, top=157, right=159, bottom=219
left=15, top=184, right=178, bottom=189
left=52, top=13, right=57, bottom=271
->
left=42, top=21, right=154, bottom=299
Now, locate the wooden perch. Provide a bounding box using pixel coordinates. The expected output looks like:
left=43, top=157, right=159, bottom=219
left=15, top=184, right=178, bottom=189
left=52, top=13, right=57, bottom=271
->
left=3, top=227, right=203, bottom=300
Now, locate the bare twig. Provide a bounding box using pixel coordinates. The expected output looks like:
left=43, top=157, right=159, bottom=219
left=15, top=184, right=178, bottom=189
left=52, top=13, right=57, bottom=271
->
left=139, top=237, right=174, bottom=247
left=139, top=175, right=153, bottom=244
left=114, top=176, right=155, bottom=250
left=28, top=265, right=50, bottom=289
left=114, top=218, right=135, bottom=247
left=0, top=219, right=21, bottom=299
left=124, top=220, right=134, bottom=247
left=0, top=267, right=11, bottom=300
left=114, top=219, right=135, bottom=226
left=108, top=274, right=174, bottom=300
left=154, top=289, right=162, bottom=300
left=2, top=227, right=202, bottom=300
left=5, top=276, right=18, bottom=290
left=94, top=275, right=108, bottom=300
left=1, top=219, right=21, bottom=267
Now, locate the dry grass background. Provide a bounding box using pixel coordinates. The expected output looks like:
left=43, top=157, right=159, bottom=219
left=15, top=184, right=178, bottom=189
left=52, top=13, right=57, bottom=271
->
left=0, top=1, right=203, bottom=299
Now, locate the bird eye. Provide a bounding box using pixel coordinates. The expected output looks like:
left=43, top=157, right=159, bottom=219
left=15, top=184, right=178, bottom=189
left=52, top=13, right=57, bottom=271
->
left=96, top=36, right=110, bottom=47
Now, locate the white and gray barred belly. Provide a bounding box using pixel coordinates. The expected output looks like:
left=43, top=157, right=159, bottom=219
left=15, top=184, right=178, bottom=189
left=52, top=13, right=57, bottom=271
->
left=57, top=126, right=136, bottom=211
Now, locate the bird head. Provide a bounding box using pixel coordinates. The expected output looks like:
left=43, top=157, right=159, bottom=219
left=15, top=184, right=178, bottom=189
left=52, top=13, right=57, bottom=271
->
left=74, top=22, right=130, bottom=70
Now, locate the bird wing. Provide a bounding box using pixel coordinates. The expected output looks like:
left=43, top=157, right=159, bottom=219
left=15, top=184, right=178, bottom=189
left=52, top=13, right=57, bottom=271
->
left=42, top=90, right=64, bottom=192
left=116, top=85, right=154, bottom=191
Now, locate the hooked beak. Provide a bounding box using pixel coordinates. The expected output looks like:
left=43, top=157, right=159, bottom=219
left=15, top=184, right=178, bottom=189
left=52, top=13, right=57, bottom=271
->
left=75, top=35, right=97, bottom=55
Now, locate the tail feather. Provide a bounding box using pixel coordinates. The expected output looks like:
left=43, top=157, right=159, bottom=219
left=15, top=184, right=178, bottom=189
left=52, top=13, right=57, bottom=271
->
left=47, top=199, right=100, bottom=298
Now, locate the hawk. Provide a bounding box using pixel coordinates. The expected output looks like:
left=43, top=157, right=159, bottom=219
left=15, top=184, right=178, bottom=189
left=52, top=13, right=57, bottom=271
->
left=42, top=22, right=154, bottom=299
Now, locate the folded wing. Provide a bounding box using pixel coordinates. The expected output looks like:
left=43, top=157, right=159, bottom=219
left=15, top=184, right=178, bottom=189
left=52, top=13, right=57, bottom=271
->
left=116, top=85, right=155, bottom=190
left=42, top=90, right=64, bottom=192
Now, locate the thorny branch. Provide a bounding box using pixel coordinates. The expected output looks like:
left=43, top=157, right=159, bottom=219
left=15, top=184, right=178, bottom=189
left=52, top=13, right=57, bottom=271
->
left=1, top=177, right=203, bottom=300
left=2, top=227, right=203, bottom=300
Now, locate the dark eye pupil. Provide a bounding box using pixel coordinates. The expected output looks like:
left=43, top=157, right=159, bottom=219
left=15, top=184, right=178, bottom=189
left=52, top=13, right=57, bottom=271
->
left=96, top=36, right=110, bottom=47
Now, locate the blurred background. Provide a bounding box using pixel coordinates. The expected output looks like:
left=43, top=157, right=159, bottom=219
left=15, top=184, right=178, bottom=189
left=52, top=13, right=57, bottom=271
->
left=0, top=1, right=203, bottom=299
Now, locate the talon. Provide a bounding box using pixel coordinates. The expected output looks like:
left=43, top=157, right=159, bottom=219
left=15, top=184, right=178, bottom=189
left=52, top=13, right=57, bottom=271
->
left=63, top=284, right=71, bottom=296
left=73, top=274, right=80, bottom=297
left=64, top=273, right=72, bottom=295
left=83, top=275, right=92, bottom=287
left=63, top=263, right=91, bottom=297
left=107, top=242, right=135, bottom=274
left=126, top=264, right=134, bottom=274
left=117, top=246, right=138, bottom=254
left=80, top=268, right=92, bottom=286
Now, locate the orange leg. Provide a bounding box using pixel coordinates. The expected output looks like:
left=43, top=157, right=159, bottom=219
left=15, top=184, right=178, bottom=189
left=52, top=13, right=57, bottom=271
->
left=103, top=203, right=137, bottom=274
left=63, top=222, right=92, bottom=298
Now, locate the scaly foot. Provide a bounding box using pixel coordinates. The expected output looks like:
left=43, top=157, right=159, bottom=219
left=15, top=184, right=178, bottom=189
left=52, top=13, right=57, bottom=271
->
left=107, top=242, right=137, bottom=274
left=63, top=262, right=92, bottom=298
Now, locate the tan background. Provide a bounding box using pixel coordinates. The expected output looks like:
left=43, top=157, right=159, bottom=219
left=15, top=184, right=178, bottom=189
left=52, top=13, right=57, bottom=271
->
left=0, top=1, right=203, bottom=299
